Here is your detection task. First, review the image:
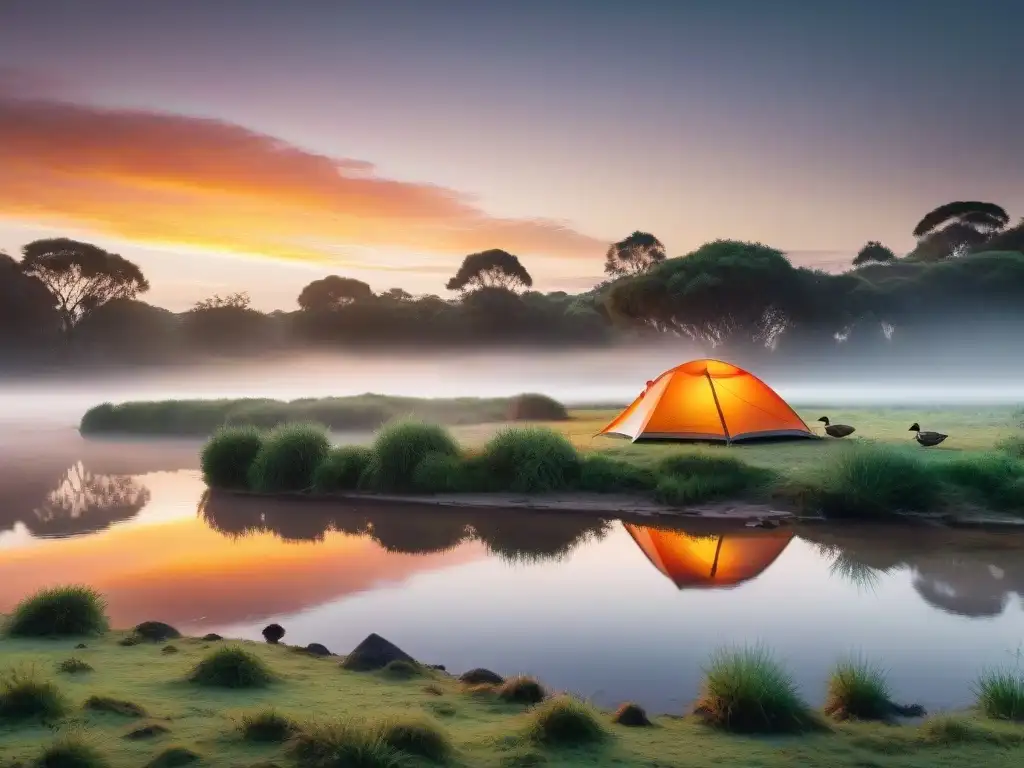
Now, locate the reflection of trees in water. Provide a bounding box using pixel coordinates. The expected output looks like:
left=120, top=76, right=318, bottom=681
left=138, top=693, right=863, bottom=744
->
left=812, top=543, right=888, bottom=594
left=805, top=526, right=1024, bottom=619
left=198, top=492, right=610, bottom=561
left=0, top=461, right=149, bottom=539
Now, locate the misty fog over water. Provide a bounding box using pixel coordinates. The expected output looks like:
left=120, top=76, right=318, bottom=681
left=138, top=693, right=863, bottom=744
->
left=1, top=345, right=1022, bottom=427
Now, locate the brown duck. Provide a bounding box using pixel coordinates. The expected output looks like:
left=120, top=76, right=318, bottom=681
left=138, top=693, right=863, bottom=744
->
left=909, top=423, right=947, bottom=447
left=817, top=416, right=856, bottom=438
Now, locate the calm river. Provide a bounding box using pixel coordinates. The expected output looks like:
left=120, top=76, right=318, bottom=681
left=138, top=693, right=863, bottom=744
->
left=2, top=427, right=1023, bottom=715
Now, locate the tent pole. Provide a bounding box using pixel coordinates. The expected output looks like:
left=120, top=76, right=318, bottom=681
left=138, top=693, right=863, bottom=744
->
left=709, top=536, right=725, bottom=578
left=705, top=372, right=731, bottom=445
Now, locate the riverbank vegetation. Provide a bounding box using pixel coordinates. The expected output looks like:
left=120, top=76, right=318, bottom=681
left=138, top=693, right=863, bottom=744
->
left=2, top=585, right=1024, bottom=767
left=197, top=406, right=1024, bottom=520
left=80, top=393, right=570, bottom=436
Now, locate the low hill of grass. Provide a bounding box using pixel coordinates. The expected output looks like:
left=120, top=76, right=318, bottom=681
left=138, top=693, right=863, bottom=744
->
left=80, top=393, right=572, bottom=436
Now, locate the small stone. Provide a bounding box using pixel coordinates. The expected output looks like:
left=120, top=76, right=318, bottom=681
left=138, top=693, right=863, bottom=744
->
left=612, top=702, right=651, bottom=727
left=161, top=645, right=178, bottom=654
left=74, top=643, right=87, bottom=649
left=202, top=633, right=223, bottom=641
left=134, top=622, right=181, bottom=642
left=459, top=668, right=504, bottom=685
left=429, top=664, right=446, bottom=672
left=124, top=723, right=170, bottom=740
left=304, top=643, right=331, bottom=657
left=340, top=633, right=415, bottom=671
left=118, top=635, right=141, bottom=647
left=262, top=623, right=285, bottom=644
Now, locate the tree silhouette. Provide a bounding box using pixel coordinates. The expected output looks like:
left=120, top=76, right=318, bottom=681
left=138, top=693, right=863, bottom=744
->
left=446, top=249, right=533, bottom=293
left=0, top=252, right=59, bottom=349
left=26, top=463, right=150, bottom=538
left=20, top=239, right=149, bottom=338
left=852, top=241, right=896, bottom=267
left=909, top=201, right=1010, bottom=262
left=604, top=231, right=666, bottom=277
left=298, top=276, right=375, bottom=311
left=193, top=292, right=251, bottom=310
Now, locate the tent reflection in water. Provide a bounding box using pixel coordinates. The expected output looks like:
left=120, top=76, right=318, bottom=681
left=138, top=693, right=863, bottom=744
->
left=624, top=523, right=794, bottom=589
left=599, top=358, right=814, bottom=444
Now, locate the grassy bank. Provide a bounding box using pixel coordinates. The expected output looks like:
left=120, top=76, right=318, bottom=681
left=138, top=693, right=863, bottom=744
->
left=199, top=406, right=1024, bottom=519
left=79, top=393, right=570, bottom=436
left=2, top=586, right=1024, bottom=767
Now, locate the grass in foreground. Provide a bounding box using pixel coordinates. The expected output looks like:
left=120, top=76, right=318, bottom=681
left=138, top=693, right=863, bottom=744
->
left=0, top=667, right=67, bottom=721
left=0, top=617, right=1023, bottom=766
left=526, top=695, right=608, bottom=746
left=5, top=585, right=109, bottom=638
left=199, top=425, right=263, bottom=490
left=240, top=708, right=297, bottom=742
left=693, top=646, right=819, bottom=734
left=824, top=656, right=894, bottom=721
left=371, top=420, right=461, bottom=492
left=188, top=646, right=274, bottom=689
left=34, top=734, right=109, bottom=768
left=248, top=422, right=332, bottom=493
left=974, top=669, right=1024, bottom=721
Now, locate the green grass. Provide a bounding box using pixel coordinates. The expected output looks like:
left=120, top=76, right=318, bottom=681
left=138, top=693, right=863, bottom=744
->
left=377, top=714, right=454, bottom=762
left=997, top=434, right=1024, bottom=459
left=497, top=675, right=547, bottom=704
left=476, top=427, right=581, bottom=493
left=974, top=669, right=1024, bottom=721
left=1, top=624, right=1024, bottom=767
left=83, top=695, right=146, bottom=717
left=371, top=420, right=461, bottom=492
left=412, top=451, right=473, bottom=493
left=505, top=393, right=570, bottom=422
left=34, top=735, right=109, bottom=768
left=824, top=656, right=894, bottom=721
left=288, top=719, right=408, bottom=768
left=313, top=445, right=374, bottom=492
left=654, top=453, right=774, bottom=506
left=5, top=586, right=109, bottom=638
left=199, top=425, right=263, bottom=489
left=188, top=646, right=274, bottom=689
left=80, top=394, right=564, bottom=436
left=248, top=423, right=332, bottom=493
left=577, top=454, right=656, bottom=493
left=0, top=667, right=68, bottom=721
left=525, top=695, right=608, bottom=746
left=693, top=646, right=818, bottom=734
left=941, top=453, right=1024, bottom=511
left=56, top=657, right=93, bottom=674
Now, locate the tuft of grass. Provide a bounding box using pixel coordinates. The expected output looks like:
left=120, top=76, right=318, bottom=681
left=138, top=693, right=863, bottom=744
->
left=824, top=655, right=893, bottom=721
left=693, top=646, right=817, bottom=733
left=382, top=660, right=423, bottom=679
left=377, top=715, right=454, bottom=763
left=505, top=393, right=569, bottom=422
left=188, top=646, right=274, bottom=689
left=313, top=446, right=374, bottom=492
left=497, top=675, right=547, bottom=705
left=56, top=657, right=93, bottom=674
left=654, top=453, right=772, bottom=506
left=5, top=585, right=109, bottom=638
left=34, top=735, right=109, bottom=768
left=795, top=444, right=941, bottom=518
left=83, top=695, right=146, bottom=717
left=145, top=746, right=201, bottom=768
left=200, top=425, right=264, bottom=490
left=288, top=719, right=407, bottom=768
left=973, top=668, right=1024, bottom=720
left=371, top=420, right=460, bottom=492
left=477, top=427, right=580, bottom=493
left=576, top=454, right=656, bottom=494
left=412, top=452, right=473, bottom=493
left=525, top=695, right=607, bottom=746
left=919, top=714, right=1024, bottom=746
left=0, top=667, right=68, bottom=721
left=941, top=453, right=1024, bottom=511
left=240, top=708, right=297, bottom=743
left=248, top=423, right=332, bottom=493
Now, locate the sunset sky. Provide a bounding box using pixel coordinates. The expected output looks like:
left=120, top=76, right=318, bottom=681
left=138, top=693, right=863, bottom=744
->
left=1, top=0, right=1021, bottom=311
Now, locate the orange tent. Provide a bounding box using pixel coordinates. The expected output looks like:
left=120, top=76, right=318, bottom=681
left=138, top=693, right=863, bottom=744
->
left=624, top=523, right=793, bottom=589
left=599, top=358, right=813, bottom=443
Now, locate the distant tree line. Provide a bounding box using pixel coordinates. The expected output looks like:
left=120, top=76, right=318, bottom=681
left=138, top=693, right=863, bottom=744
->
left=1, top=201, right=1022, bottom=373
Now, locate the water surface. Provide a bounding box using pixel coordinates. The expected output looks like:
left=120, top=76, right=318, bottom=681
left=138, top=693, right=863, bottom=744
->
left=2, top=431, right=1023, bottom=714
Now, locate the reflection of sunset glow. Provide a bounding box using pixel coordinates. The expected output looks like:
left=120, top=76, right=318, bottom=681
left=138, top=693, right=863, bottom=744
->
left=0, top=515, right=484, bottom=628
left=624, top=524, right=793, bottom=589
left=0, top=97, right=605, bottom=267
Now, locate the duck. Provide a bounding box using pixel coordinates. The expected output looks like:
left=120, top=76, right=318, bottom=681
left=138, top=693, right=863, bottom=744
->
left=817, top=416, right=856, bottom=438
left=909, top=423, right=947, bottom=447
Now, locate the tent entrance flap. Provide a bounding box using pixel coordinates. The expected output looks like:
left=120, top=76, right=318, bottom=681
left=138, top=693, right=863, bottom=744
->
left=597, top=358, right=814, bottom=444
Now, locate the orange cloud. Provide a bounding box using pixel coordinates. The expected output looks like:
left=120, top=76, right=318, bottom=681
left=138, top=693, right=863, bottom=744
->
left=0, top=93, right=607, bottom=265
